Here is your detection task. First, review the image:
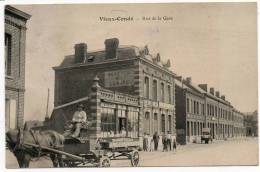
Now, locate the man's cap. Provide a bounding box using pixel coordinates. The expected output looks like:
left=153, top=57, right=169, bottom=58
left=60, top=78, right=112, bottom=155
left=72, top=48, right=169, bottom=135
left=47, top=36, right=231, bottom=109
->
left=78, top=104, right=84, bottom=108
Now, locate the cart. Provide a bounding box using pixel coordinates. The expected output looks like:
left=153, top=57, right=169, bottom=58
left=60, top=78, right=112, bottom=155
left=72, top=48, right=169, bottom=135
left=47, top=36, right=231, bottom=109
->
left=23, top=136, right=140, bottom=167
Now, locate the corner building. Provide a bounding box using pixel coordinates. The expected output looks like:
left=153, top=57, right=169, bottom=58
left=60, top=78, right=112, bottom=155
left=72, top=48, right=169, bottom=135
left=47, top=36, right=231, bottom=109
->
left=50, top=38, right=176, bottom=148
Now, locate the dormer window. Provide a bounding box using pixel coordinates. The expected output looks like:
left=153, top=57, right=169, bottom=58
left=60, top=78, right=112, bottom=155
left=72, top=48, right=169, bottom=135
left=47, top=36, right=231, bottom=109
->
left=88, top=55, right=95, bottom=62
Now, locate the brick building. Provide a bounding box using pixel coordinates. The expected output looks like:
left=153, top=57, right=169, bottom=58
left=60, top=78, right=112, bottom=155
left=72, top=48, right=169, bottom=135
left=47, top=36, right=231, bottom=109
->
left=48, top=38, right=176, bottom=147
left=175, top=77, right=206, bottom=144
left=5, top=6, right=31, bottom=130
left=175, top=77, right=246, bottom=144
left=233, top=109, right=246, bottom=137
left=244, top=111, right=258, bottom=137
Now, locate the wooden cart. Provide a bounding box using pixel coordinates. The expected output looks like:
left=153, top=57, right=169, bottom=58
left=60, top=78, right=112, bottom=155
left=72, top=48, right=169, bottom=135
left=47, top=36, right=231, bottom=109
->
left=23, top=136, right=140, bottom=167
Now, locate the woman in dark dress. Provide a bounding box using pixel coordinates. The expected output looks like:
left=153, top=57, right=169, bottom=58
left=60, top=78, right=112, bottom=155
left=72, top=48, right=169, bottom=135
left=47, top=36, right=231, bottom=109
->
left=153, top=132, right=160, bottom=151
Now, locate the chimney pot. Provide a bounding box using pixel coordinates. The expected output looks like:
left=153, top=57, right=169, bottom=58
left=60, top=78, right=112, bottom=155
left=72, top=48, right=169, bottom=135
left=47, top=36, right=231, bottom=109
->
left=216, top=91, right=220, bottom=97
left=210, top=87, right=214, bottom=95
left=74, top=43, right=87, bottom=63
left=221, top=95, right=226, bottom=100
left=104, top=38, right=119, bottom=59
left=198, top=84, right=208, bottom=92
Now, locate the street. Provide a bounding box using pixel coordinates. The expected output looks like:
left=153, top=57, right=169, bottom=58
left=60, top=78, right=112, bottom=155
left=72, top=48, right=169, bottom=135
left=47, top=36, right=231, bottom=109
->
left=6, top=137, right=258, bottom=168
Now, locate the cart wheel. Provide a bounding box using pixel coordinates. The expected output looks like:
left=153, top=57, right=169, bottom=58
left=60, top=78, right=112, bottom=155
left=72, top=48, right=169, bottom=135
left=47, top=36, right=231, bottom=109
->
left=99, top=156, right=111, bottom=167
left=130, top=150, right=139, bottom=167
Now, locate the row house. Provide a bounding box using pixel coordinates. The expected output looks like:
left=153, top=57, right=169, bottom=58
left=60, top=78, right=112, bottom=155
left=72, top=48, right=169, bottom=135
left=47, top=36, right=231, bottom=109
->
left=233, top=109, right=246, bottom=137
left=175, top=77, right=206, bottom=144
left=175, top=77, right=245, bottom=144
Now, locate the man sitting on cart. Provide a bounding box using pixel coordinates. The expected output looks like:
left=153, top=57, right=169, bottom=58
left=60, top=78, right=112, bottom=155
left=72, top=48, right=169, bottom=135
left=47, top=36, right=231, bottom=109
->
left=64, top=104, right=88, bottom=138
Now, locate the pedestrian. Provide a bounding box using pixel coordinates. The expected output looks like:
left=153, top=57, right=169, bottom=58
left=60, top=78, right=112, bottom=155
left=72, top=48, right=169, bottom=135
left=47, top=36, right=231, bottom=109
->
left=172, top=134, right=177, bottom=152
left=166, top=131, right=172, bottom=151
left=143, top=133, right=149, bottom=151
left=150, top=137, right=154, bottom=152
left=153, top=132, right=160, bottom=151
left=162, top=133, right=167, bottom=152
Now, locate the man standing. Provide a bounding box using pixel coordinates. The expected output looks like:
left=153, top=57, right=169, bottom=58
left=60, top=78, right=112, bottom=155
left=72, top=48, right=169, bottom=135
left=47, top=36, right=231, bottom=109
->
left=70, top=104, right=87, bottom=137
left=172, top=134, right=177, bottom=152
left=166, top=131, right=172, bottom=151
left=153, top=132, right=159, bottom=151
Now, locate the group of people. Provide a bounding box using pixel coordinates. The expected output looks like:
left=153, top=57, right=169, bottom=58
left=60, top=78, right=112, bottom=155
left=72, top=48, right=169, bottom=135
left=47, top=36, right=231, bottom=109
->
left=143, top=131, right=177, bottom=152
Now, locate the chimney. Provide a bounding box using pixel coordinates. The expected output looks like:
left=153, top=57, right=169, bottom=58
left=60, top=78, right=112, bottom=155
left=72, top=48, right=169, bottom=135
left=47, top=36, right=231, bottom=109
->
left=221, top=95, right=225, bottom=100
left=210, top=87, right=214, bottom=95
left=74, top=43, right=87, bottom=63
left=216, top=91, right=220, bottom=98
left=104, top=38, right=119, bottom=59
left=198, top=84, right=207, bottom=92
left=186, top=77, right=192, bottom=85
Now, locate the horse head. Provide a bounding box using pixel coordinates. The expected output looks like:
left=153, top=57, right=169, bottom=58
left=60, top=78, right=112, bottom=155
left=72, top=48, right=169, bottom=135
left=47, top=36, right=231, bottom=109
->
left=6, top=129, right=19, bottom=151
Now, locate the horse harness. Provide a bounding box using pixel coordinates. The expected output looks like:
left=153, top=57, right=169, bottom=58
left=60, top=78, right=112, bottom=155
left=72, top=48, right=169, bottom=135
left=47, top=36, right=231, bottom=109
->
left=10, top=129, right=44, bottom=158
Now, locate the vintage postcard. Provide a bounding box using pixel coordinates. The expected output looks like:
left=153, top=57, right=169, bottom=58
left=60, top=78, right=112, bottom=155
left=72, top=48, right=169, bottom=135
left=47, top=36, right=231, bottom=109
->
left=3, top=2, right=258, bottom=168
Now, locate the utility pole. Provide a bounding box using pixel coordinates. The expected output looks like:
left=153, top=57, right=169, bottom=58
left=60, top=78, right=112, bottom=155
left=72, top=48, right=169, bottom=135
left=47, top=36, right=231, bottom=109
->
left=45, top=88, right=50, bottom=120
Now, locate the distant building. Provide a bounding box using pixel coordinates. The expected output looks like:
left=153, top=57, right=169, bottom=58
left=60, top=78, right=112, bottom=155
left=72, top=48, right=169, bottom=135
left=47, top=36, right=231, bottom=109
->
left=5, top=6, right=31, bottom=130
left=232, top=109, right=246, bottom=137
left=175, top=77, right=246, bottom=144
left=244, top=111, right=258, bottom=137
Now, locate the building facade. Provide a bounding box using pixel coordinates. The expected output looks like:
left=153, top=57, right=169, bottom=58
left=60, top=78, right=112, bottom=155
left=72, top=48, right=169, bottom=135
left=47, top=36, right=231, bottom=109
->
left=51, top=38, right=176, bottom=144
left=5, top=6, right=30, bottom=130
left=175, top=77, right=206, bottom=144
left=233, top=109, right=246, bottom=137
left=175, top=77, right=246, bottom=144
left=244, top=111, right=258, bottom=137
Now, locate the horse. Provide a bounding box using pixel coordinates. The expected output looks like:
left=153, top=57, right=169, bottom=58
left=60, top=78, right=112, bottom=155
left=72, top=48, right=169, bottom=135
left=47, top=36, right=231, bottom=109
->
left=6, top=128, right=65, bottom=168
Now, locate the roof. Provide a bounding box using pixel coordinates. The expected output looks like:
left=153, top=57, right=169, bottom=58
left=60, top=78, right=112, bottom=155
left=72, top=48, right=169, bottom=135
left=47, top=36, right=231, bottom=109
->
left=54, top=44, right=176, bottom=77
left=56, top=45, right=140, bottom=69
left=5, top=5, right=31, bottom=20
left=175, top=77, right=231, bottom=106
left=175, top=79, right=204, bottom=98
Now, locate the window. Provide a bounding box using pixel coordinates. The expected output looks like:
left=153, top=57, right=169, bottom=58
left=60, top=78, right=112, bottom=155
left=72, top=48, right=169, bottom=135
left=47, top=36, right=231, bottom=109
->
left=207, top=104, right=209, bottom=116
left=128, top=110, right=139, bottom=138
left=101, top=107, right=116, bottom=137
left=5, top=99, right=16, bottom=129
left=167, top=85, right=171, bottom=103
left=153, top=113, right=158, bottom=133
left=144, top=112, right=150, bottom=134
left=160, top=82, right=164, bottom=102
left=161, top=114, right=165, bottom=133
left=197, top=102, right=199, bottom=114
left=194, top=101, right=196, bottom=114
left=144, top=77, right=149, bottom=99
left=202, top=104, right=205, bottom=115
left=186, top=98, right=190, bottom=113
left=87, top=55, right=95, bottom=62
left=152, top=80, right=157, bottom=101
left=5, top=33, right=12, bottom=76
left=191, top=100, right=193, bottom=113
left=168, top=115, right=172, bottom=132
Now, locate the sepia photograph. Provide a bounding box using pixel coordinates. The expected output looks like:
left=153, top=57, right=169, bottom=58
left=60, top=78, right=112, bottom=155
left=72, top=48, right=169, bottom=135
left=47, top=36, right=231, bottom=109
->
left=3, top=2, right=258, bottom=168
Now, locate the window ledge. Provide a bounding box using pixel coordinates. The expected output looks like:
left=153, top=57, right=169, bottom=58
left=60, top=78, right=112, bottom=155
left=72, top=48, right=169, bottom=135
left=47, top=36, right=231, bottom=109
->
left=5, top=75, right=14, bottom=79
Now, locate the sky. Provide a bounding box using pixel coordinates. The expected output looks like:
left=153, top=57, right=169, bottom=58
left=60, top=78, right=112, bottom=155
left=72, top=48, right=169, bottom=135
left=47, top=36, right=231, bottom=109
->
left=13, top=3, right=257, bottom=121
